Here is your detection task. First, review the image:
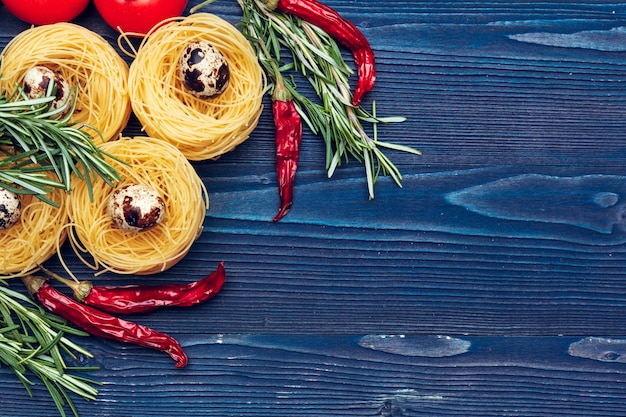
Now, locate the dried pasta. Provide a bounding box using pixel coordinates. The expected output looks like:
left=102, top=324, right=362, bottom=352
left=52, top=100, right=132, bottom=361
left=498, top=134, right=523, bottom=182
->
left=0, top=22, right=131, bottom=142
left=0, top=188, right=67, bottom=278
left=64, top=137, right=209, bottom=276
left=127, top=13, right=265, bottom=161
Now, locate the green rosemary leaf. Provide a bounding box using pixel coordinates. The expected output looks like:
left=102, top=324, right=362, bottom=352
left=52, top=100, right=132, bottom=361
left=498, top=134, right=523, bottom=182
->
left=40, top=376, right=68, bottom=417
left=0, top=302, right=20, bottom=344
left=0, top=174, right=49, bottom=195
left=374, top=147, right=403, bottom=184
left=78, top=160, right=95, bottom=202
left=375, top=140, right=424, bottom=155
left=361, top=115, right=408, bottom=124
left=362, top=148, right=374, bottom=198
left=39, top=330, right=67, bottom=368
left=62, top=387, right=81, bottom=417
left=327, top=143, right=344, bottom=178
left=0, top=324, right=21, bottom=334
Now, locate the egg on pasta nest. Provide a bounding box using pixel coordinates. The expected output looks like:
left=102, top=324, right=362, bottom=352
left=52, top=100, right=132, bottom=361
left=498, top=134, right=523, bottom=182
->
left=127, top=13, right=266, bottom=161
left=0, top=22, right=131, bottom=142
left=0, top=176, right=68, bottom=278
left=63, top=136, right=209, bottom=276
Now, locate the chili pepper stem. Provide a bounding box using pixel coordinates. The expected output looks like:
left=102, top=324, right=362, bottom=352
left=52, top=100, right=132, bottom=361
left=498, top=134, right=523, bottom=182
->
left=265, top=0, right=279, bottom=9
left=39, top=264, right=93, bottom=301
left=272, top=74, right=291, bottom=102
left=21, top=275, right=46, bottom=297
left=189, top=0, right=218, bottom=14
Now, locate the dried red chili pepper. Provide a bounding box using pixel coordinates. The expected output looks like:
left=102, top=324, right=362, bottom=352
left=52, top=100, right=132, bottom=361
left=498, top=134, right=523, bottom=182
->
left=42, top=263, right=226, bottom=315
left=266, top=0, right=376, bottom=106
left=21, top=275, right=188, bottom=368
left=271, top=78, right=303, bottom=221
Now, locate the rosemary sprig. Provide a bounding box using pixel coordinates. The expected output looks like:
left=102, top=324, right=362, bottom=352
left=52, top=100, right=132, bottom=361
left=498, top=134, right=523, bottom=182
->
left=0, top=281, right=99, bottom=417
left=0, top=148, right=64, bottom=194
left=237, top=0, right=421, bottom=198
left=0, top=83, right=122, bottom=202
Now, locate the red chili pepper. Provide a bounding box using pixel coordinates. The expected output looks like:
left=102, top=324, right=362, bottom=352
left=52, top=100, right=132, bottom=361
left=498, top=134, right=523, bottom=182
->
left=43, top=263, right=226, bottom=315
left=271, top=79, right=303, bottom=221
left=21, top=275, right=188, bottom=368
left=266, top=0, right=376, bottom=106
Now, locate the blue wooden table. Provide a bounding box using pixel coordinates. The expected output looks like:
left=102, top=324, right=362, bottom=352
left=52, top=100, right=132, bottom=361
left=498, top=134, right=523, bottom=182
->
left=2, top=1, right=626, bottom=416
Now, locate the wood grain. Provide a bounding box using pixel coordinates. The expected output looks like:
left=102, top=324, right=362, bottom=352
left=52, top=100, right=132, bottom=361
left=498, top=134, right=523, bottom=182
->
left=3, top=335, right=626, bottom=416
left=1, top=0, right=626, bottom=416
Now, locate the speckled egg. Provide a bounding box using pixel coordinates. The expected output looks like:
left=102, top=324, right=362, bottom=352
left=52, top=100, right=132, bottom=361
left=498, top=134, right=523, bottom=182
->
left=179, top=41, right=230, bottom=99
left=108, top=184, right=165, bottom=232
left=22, top=66, right=71, bottom=117
left=0, top=187, right=22, bottom=231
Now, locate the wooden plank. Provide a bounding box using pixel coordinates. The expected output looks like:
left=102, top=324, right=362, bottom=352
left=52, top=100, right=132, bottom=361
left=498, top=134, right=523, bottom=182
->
left=1, top=335, right=625, bottom=416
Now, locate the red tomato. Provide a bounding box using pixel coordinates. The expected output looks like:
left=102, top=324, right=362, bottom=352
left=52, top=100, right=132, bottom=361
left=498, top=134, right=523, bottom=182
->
left=2, top=0, right=89, bottom=25
left=94, top=0, right=188, bottom=36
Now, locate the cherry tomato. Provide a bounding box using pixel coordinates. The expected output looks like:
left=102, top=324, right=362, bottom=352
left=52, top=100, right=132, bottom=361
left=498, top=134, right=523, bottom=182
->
left=2, top=0, right=89, bottom=25
left=94, top=0, right=188, bottom=36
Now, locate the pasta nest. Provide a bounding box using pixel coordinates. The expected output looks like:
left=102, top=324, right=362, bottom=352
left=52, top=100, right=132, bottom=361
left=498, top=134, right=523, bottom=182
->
left=65, top=136, right=209, bottom=275
left=128, top=13, right=266, bottom=161
left=0, top=180, right=68, bottom=278
left=0, top=22, right=132, bottom=142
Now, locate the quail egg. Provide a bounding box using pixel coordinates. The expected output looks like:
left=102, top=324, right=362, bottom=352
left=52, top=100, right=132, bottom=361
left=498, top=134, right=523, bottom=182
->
left=179, top=40, right=230, bottom=99
left=22, top=66, right=71, bottom=117
left=0, top=187, right=21, bottom=231
left=108, top=184, right=165, bottom=232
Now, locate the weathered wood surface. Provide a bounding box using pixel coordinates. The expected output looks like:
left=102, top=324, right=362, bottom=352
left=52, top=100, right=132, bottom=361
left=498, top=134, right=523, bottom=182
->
left=1, top=1, right=626, bottom=416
